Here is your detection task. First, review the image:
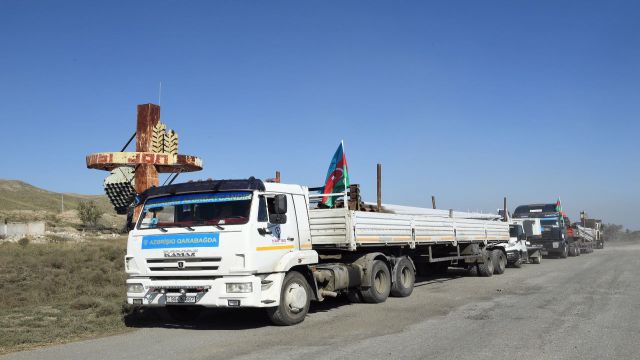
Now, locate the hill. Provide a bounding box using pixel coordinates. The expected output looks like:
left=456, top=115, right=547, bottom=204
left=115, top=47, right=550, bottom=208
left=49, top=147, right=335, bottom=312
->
left=0, top=179, right=114, bottom=214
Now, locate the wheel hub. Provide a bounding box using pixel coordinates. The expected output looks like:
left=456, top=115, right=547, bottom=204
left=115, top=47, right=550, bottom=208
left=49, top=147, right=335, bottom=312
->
left=284, top=283, right=307, bottom=313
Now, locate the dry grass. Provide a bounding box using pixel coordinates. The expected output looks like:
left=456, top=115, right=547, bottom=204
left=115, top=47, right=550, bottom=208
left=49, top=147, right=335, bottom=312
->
left=0, top=237, right=132, bottom=355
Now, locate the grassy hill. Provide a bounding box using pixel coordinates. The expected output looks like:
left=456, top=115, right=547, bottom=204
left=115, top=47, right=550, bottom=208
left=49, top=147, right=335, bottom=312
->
left=0, top=179, right=114, bottom=214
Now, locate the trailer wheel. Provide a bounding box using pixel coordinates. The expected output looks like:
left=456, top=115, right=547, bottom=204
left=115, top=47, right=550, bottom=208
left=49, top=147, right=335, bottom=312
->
left=476, top=249, right=494, bottom=277
left=360, top=260, right=391, bottom=303
left=531, top=254, right=542, bottom=264
left=490, top=250, right=506, bottom=275
left=391, top=257, right=415, bottom=297
left=266, top=271, right=311, bottom=326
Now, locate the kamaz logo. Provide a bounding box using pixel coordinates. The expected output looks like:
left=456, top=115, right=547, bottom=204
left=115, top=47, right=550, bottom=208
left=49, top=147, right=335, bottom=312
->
left=163, top=250, right=197, bottom=258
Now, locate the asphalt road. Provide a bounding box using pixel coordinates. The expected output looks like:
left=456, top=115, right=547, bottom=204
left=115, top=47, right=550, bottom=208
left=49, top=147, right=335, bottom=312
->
left=3, top=244, right=639, bottom=360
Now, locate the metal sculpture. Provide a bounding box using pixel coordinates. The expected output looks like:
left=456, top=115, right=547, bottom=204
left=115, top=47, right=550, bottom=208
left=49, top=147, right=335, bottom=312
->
left=86, top=104, right=203, bottom=217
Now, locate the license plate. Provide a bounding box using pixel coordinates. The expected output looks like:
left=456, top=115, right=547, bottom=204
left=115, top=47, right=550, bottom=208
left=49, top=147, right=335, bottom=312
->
left=166, top=295, right=197, bottom=303
left=552, top=242, right=559, bottom=249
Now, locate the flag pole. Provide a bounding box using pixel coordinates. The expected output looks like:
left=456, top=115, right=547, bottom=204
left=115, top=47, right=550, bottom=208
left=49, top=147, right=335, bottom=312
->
left=341, top=140, right=348, bottom=208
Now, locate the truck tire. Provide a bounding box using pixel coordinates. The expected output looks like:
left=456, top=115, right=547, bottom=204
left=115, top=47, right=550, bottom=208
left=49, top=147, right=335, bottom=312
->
left=476, top=249, right=494, bottom=277
left=390, top=257, right=415, bottom=297
left=576, top=246, right=581, bottom=256
left=560, top=244, right=568, bottom=259
left=490, top=250, right=506, bottom=275
left=532, top=254, right=542, bottom=264
left=360, top=260, right=391, bottom=303
left=266, top=271, right=311, bottom=326
left=568, top=245, right=578, bottom=257
left=512, top=252, right=523, bottom=268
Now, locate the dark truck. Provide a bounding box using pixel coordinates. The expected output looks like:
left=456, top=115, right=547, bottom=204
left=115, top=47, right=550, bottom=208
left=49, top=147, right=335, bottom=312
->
left=512, top=203, right=572, bottom=258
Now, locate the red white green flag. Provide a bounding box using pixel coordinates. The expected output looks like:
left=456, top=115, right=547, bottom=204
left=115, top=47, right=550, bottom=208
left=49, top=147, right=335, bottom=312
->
left=321, top=141, right=350, bottom=207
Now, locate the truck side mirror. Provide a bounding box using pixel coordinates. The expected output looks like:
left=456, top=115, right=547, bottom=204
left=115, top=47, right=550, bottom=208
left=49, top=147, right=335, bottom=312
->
left=273, top=194, right=287, bottom=214
left=268, top=194, right=288, bottom=224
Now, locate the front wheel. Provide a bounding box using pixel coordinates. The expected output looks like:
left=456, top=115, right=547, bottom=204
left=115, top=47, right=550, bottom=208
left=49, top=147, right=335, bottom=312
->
left=266, top=271, right=311, bottom=326
left=560, top=244, right=568, bottom=259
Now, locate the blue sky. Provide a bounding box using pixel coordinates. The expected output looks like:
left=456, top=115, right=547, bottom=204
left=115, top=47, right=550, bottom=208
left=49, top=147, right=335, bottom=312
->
left=1, top=1, right=638, bottom=228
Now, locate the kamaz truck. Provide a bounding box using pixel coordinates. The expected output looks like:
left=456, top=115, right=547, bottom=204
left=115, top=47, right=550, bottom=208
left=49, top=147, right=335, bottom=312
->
left=125, top=178, right=509, bottom=325
left=512, top=203, right=570, bottom=258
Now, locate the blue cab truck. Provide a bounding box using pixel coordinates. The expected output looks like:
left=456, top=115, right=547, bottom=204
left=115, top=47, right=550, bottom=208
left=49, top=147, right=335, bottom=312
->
left=512, top=203, right=570, bottom=258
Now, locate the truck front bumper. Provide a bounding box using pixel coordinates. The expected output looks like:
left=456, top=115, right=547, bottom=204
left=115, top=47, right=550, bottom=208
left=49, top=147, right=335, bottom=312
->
left=126, top=273, right=284, bottom=308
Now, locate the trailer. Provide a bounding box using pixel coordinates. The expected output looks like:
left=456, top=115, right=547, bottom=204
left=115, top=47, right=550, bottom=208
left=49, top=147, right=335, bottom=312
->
left=124, top=178, right=509, bottom=325
left=573, top=225, right=595, bottom=254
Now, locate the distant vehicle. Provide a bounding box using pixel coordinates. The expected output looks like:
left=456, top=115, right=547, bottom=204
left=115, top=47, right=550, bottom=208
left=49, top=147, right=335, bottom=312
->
left=512, top=203, right=570, bottom=258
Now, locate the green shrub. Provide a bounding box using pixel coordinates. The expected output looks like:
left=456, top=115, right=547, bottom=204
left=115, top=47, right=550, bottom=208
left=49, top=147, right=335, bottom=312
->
left=77, top=201, right=103, bottom=228
left=18, top=237, right=30, bottom=247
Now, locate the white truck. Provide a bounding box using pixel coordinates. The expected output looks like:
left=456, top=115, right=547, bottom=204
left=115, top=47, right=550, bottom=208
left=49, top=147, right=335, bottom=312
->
left=511, top=218, right=544, bottom=264
left=125, top=178, right=509, bottom=325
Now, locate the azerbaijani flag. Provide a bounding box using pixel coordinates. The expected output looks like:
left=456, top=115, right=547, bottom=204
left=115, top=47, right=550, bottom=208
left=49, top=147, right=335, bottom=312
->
left=321, top=142, right=350, bottom=207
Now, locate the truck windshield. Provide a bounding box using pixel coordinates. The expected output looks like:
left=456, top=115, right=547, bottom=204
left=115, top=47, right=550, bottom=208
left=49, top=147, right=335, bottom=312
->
left=540, top=219, right=559, bottom=228
left=137, top=191, right=252, bottom=230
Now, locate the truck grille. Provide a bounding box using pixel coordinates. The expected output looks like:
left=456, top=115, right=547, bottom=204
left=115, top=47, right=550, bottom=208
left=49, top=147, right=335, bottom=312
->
left=146, top=257, right=221, bottom=271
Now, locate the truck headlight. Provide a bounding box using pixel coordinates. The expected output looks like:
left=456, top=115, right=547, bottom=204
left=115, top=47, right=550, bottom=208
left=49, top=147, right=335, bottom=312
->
left=226, top=283, right=253, bottom=293
left=125, top=257, right=138, bottom=272
left=127, top=283, right=145, bottom=293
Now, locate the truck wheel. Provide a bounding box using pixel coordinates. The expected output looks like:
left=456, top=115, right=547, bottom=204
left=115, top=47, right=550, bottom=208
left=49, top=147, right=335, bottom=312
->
left=568, top=246, right=578, bottom=257
left=390, top=257, right=415, bottom=297
left=560, top=244, right=568, bottom=259
left=360, top=260, right=391, bottom=303
left=165, top=306, right=202, bottom=322
left=476, top=249, right=494, bottom=277
left=576, top=247, right=581, bottom=256
left=490, top=250, right=506, bottom=275
left=532, top=255, right=542, bottom=264
left=266, top=271, right=311, bottom=326
left=512, top=253, right=523, bottom=268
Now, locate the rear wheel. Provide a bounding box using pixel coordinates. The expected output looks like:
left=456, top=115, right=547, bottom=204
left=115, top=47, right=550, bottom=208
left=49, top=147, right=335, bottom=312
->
left=490, top=250, right=506, bottom=275
left=476, top=249, right=494, bottom=277
left=390, top=257, right=415, bottom=297
left=266, top=271, right=311, bottom=326
left=360, top=260, right=391, bottom=303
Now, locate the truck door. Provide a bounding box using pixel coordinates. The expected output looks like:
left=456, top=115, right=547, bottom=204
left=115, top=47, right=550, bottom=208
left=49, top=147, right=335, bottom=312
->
left=292, top=194, right=311, bottom=250
left=255, top=194, right=298, bottom=272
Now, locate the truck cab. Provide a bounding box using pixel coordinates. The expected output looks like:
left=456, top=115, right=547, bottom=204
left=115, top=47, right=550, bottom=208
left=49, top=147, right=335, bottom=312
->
left=513, top=204, right=569, bottom=258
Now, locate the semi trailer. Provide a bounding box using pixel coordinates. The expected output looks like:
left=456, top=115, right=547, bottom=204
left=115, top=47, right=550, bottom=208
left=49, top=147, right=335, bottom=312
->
left=125, top=178, right=510, bottom=325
